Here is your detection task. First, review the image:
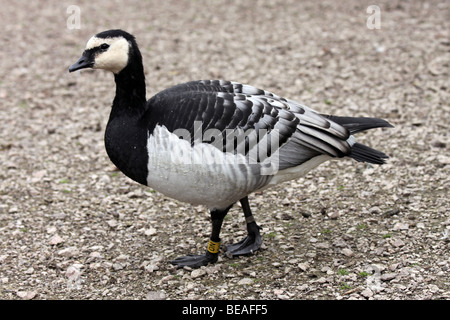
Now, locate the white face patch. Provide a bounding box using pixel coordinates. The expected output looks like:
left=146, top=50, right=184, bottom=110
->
left=85, top=36, right=130, bottom=74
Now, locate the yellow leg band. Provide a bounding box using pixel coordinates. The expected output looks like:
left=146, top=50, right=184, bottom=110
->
left=207, top=240, right=221, bottom=254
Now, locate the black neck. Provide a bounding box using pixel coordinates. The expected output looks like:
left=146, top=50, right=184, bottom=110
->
left=111, top=47, right=147, bottom=117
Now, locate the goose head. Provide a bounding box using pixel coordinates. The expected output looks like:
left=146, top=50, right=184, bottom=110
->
left=69, top=29, right=138, bottom=74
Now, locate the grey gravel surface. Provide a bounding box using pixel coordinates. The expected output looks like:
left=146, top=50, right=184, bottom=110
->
left=0, top=0, right=449, bottom=300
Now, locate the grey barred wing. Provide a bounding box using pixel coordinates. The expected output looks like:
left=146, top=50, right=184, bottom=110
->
left=146, top=80, right=353, bottom=170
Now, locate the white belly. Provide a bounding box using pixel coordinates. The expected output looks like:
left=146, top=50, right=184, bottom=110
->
left=263, top=154, right=331, bottom=189
left=146, top=126, right=332, bottom=209
left=146, top=126, right=262, bottom=209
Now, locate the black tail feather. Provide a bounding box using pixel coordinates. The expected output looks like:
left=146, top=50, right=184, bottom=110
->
left=350, top=142, right=389, bottom=165
left=322, top=115, right=393, bottom=164
left=323, top=115, right=394, bottom=134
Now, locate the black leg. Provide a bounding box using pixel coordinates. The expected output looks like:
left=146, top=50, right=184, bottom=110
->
left=225, top=196, right=262, bottom=257
left=170, top=205, right=231, bottom=268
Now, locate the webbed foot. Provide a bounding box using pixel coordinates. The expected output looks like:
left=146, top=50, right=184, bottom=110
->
left=225, top=222, right=262, bottom=257
left=170, top=239, right=221, bottom=268
left=170, top=251, right=218, bottom=269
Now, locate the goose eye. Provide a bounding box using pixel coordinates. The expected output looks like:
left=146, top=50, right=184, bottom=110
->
left=100, top=43, right=109, bottom=50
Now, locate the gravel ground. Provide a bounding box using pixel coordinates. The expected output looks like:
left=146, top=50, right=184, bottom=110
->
left=0, top=0, right=449, bottom=300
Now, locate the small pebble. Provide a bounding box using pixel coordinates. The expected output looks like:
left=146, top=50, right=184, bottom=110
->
left=341, top=248, right=354, bottom=257
left=191, top=268, right=206, bottom=279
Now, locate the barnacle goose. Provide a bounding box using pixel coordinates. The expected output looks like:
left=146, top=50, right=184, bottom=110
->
left=69, top=29, right=393, bottom=268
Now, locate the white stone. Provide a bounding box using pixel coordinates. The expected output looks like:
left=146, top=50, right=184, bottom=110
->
left=238, top=278, right=254, bottom=285
left=191, top=268, right=206, bottom=279
left=342, top=248, right=354, bottom=257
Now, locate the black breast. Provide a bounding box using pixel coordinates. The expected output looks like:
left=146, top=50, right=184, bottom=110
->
left=104, top=115, right=149, bottom=186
